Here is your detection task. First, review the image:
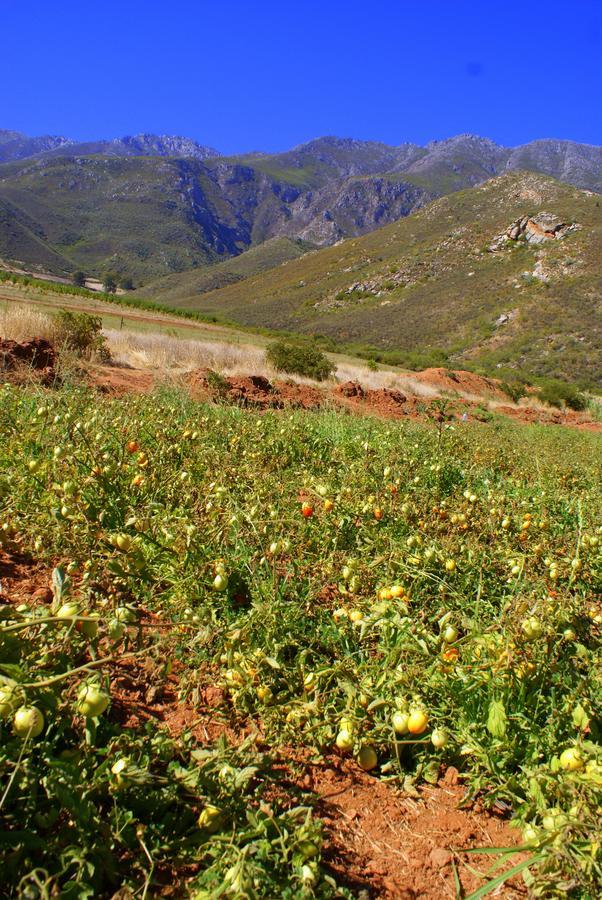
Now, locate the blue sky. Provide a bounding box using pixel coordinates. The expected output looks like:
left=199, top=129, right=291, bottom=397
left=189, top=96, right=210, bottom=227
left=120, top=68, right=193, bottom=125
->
left=2, top=0, right=600, bottom=153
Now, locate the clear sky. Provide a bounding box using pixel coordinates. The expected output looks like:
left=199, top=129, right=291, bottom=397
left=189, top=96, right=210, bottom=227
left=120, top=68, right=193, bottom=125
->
left=2, top=0, right=600, bottom=153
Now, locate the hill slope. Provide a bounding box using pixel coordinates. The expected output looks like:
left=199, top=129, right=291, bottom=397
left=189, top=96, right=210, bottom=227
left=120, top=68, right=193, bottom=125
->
left=159, top=172, right=601, bottom=387
left=133, top=237, right=315, bottom=306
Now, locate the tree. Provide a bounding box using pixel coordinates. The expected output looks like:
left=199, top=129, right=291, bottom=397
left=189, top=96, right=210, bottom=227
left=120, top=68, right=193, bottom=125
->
left=103, top=275, right=117, bottom=294
left=72, top=271, right=86, bottom=288
left=120, top=277, right=134, bottom=291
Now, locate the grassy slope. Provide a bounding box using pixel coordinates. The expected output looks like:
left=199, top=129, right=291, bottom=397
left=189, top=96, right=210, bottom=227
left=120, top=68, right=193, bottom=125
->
left=133, top=237, right=315, bottom=307
left=0, top=197, right=75, bottom=274
left=159, top=172, right=602, bottom=387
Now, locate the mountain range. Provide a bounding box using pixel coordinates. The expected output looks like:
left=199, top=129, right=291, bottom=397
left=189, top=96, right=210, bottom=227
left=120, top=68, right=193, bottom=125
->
left=137, top=171, right=602, bottom=388
left=0, top=129, right=600, bottom=284
left=0, top=128, right=600, bottom=387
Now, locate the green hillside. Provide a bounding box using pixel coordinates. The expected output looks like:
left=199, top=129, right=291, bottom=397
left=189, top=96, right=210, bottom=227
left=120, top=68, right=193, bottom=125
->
left=153, top=172, right=601, bottom=387
left=134, top=237, right=315, bottom=306
left=0, top=197, right=74, bottom=273
left=0, top=156, right=234, bottom=282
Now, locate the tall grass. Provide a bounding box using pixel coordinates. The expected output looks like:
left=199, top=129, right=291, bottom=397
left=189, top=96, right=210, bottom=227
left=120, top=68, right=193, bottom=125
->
left=0, top=305, right=54, bottom=342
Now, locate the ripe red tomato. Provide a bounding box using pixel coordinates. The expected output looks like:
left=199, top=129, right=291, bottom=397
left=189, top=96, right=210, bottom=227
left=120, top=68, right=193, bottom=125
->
left=301, top=502, right=314, bottom=518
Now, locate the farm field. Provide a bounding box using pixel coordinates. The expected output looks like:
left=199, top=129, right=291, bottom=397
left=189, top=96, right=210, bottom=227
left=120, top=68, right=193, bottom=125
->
left=0, top=379, right=600, bottom=898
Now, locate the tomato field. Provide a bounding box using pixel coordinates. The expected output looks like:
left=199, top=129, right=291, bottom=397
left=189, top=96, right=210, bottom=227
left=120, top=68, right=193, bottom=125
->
left=0, top=381, right=600, bottom=898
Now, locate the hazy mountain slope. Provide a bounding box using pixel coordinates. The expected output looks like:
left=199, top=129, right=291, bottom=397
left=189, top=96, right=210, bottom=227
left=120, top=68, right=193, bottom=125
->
left=0, top=129, right=74, bottom=164
left=0, top=129, right=600, bottom=284
left=504, top=140, right=602, bottom=193
left=0, top=156, right=258, bottom=281
left=231, top=136, right=425, bottom=188
left=44, top=134, right=220, bottom=161
left=134, top=237, right=315, bottom=306
left=168, top=172, right=601, bottom=386
left=0, top=155, right=432, bottom=281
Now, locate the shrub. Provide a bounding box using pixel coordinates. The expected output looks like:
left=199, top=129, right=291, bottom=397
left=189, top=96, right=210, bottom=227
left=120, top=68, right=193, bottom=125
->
left=500, top=379, right=528, bottom=403
left=72, top=271, right=86, bottom=287
left=266, top=339, right=335, bottom=381
left=53, top=310, right=111, bottom=361
left=205, top=368, right=230, bottom=398
left=537, top=378, right=587, bottom=411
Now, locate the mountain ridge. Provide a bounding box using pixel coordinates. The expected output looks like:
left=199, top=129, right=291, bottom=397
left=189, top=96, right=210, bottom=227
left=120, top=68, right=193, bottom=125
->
left=149, top=171, right=600, bottom=387
left=0, top=128, right=600, bottom=284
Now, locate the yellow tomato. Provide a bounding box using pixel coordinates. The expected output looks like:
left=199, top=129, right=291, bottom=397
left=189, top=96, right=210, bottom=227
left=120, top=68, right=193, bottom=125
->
left=407, top=710, right=429, bottom=735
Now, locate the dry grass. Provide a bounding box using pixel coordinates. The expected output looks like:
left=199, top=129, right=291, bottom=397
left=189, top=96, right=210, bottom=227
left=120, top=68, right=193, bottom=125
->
left=0, top=305, right=54, bottom=342
left=105, top=329, right=268, bottom=376
left=105, top=328, right=445, bottom=398
left=0, top=308, right=502, bottom=407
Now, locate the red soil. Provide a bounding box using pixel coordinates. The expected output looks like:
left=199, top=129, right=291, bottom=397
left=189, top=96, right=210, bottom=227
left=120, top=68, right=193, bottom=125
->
left=0, top=337, right=56, bottom=384
left=412, top=367, right=509, bottom=400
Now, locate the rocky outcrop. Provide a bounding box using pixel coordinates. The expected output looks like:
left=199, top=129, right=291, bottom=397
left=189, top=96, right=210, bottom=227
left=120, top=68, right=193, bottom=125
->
left=488, top=213, right=578, bottom=251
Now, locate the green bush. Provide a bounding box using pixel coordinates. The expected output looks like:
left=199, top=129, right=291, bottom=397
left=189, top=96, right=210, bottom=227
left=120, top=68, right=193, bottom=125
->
left=266, top=339, right=335, bottom=381
left=500, top=378, right=529, bottom=403
left=53, top=310, right=111, bottom=361
left=537, top=378, right=587, bottom=411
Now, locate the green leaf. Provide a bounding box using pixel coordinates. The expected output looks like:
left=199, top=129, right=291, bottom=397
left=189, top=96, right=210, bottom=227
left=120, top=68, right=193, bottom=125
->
left=528, top=776, right=546, bottom=810
left=487, top=700, right=507, bottom=738
left=464, top=852, right=543, bottom=900
left=52, top=566, right=70, bottom=601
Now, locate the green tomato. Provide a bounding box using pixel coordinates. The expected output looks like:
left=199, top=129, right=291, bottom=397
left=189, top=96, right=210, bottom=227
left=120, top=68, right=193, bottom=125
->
left=56, top=602, right=80, bottom=620
left=357, top=744, right=378, bottom=771
left=77, top=684, right=109, bottom=718
left=335, top=728, right=355, bottom=751
left=115, top=606, right=137, bottom=624
left=431, top=728, right=449, bottom=749
left=13, top=706, right=45, bottom=738
left=442, top=625, right=458, bottom=644
left=212, top=573, right=228, bottom=592
left=297, top=839, right=320, bottom=861
left=521, top=617, right=543, bottom=641
left=559, top=748, right=584, bottom=771
left=78, top=614, right=99, bottom=638
left=108, top=619, right=126, bottom=641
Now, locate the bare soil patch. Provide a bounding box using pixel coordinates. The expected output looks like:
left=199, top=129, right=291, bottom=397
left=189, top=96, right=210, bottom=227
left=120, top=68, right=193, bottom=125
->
left=412, top=367, right=509, bottom=400
left=0, top=337, right=56, bottom=385
left=302, top=756, right=526, bottom=898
